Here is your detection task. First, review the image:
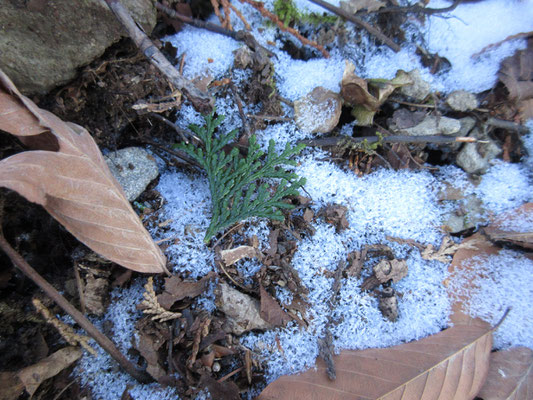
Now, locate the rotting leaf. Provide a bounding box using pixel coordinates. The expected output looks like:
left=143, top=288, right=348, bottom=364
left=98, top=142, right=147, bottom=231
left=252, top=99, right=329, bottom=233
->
left=17, top=346, right=82, bottom=397
left=421, top=236, right=461, bottom=263
left=200, top=374, right=240, bottom=400
left=259, top=284, right=293, bottom=327
left=373, top=258, right=408, bottom=283
left=477, top=346, right=533, bottom=400
left=139, top=277, right=182, bottom=322
left=484, top=203, right=533, bottom=250
left=0, top=69, right=167, bottom=274
left=257, top=321, right=493, bottom=399
left=341, top=60, right=412, bottom=125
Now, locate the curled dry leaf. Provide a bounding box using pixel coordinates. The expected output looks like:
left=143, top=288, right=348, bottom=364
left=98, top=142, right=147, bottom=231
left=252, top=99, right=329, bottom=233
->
left=373, top=258, right=408, bottom=283
left=477, top=346, right=533, bottom=400
left=0, top=69, right=166, bottom=274
left=341, top=60, right=412, bottom=125
left=220, top=245, right=259, bottom=266
left=258, top=322, right=493, bottom=400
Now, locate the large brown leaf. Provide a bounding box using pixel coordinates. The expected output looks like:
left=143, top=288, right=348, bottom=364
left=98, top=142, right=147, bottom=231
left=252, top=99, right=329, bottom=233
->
left=477, top=347, right=533, bottom=400
left=0, top=69, right=167, bottom=273
left=258, top=322, right=492, bottom=400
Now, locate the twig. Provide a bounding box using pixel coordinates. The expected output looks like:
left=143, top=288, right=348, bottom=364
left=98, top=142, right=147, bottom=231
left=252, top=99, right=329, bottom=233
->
left=103, top=0, right=213, bottom=113
left=144, top=139, right=202, bottom=168
left=229, top=80, right=252, bottom=139
left=472, top=31, right=533, bottom=59
left=246, top=114, right=292, bottom=122
left=156, top=3, right=272, bottom=56
left=238, top=0, right=330, bottom=58
left=0, top=231, right=152, bottom=384
left=388, top=98, right=436, bottom=109
left=149, top=113, right=191, bottom=144
left=73, top=263, right=86, bottom=315
left=376, top=0, right=463, bottom=15
left=307, top=0, right=401, bottom=53
left=300, top=134, right=478, bottom=147
left=486, top=117, right=530, bottom=134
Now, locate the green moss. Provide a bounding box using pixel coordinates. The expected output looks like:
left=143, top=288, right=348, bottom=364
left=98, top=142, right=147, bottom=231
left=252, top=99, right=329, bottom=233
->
left=272, top=0, right=337, bottom=27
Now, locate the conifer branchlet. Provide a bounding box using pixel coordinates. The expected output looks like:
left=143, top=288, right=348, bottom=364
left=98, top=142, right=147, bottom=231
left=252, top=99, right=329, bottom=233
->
left=175, top=112, right=306, bottom=242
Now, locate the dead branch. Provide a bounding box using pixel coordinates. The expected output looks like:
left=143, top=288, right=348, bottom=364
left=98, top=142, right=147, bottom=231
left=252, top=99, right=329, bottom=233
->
left=300, top=134, right=478, bottom=147
left=307, top=0, right=401, bottom=53
left=238, top=0, right=330, bottom=58
left=376, top=0, right=463, bottom=15
left=103, top=0, right=213, bottom=113
left=0, top=230, right=152, bottom=384
left=155, top=2, right=272, bottom=56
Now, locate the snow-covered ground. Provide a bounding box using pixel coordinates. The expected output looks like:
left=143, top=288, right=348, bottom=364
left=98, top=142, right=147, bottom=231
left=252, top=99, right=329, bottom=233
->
left=76, top=0, right=533, bottom=398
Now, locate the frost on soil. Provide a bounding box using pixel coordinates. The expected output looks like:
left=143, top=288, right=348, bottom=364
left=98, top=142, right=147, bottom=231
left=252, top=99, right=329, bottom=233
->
left=75, top=0, right=533, bottom=397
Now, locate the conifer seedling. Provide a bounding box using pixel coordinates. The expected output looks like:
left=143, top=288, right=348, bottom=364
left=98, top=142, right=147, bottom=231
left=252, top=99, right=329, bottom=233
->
left=175, top=112, right=306, bottom=242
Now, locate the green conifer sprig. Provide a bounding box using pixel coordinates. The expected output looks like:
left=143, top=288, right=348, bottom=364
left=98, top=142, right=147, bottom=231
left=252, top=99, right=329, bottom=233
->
left=174, top=112, right=306, bottom=242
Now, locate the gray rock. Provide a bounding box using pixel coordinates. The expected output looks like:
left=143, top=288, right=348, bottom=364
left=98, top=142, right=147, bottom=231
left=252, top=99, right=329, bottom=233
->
left=457, top=117, right=476, bottom=137
left=442, top=194, right=487, bottom=233
left=0, top=0, right=156, bottom=94
left=446, top=90, right=479, bottom=112
left=456, top=127, right=502, bottom=174
left=399, top=69, right=431, bottom=101
left=294, top=86, right=342, bottom=134
left=105, top=147, right=159, bottom=202
left=397, top=115, right=461, bottom=136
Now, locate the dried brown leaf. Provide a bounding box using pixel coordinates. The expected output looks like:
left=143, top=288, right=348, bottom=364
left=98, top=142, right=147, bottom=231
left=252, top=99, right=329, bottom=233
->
left=499, top=46, right=533, bottom=100
left=421, top=236, right=460, bottom=263
left=477, top=346, right=533, bottom=400
left=484, top=203, right=533, bottom=250
left=258, top=322, right=492, bottom=399
left=17, top=347, right=82, bottom=396
left=373, top=259, right=408, bottom=283
left=140, top=277, right=181, bottom=322
left=259, top=284, right=292, bottom=327
left=0, top=69, right=166, bottom=273
left=157, top=272, right=216, bottom=309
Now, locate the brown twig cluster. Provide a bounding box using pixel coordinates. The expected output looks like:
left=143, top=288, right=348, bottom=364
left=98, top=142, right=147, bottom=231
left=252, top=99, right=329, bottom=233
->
left=238, top=0, right=330, bottom=58
left=211, top=0, right=251, bottom=31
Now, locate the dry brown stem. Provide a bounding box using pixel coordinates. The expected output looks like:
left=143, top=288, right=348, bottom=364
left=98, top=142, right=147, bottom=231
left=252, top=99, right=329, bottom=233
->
left=238, top=0, right=330, bottom=58
left=140, top=277, right=182, bottom=322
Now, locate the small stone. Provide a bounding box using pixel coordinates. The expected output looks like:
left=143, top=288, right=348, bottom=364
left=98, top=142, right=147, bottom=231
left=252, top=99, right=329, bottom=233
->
left=105, top=147, right=159, bottom=202
left=294, top=87, right=342, bottom=134
left=399, top=69, right=431, bottom=101
left=455, top=129, right=501, bottom=174
left=446, top=90, right=479, bottom=112
left=398, top=115, right=461, bottom=136
left=457, top=117, right=477, bottom=137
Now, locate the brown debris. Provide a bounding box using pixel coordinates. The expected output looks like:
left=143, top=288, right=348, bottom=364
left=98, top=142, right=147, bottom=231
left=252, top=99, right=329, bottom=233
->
left=220, top=245, right=260, bottom=266
left=139, top=277, right=182, bottom=323
left=421, top=236, right=460, bottom=263
left=319, top=204, right=349, bottom=232
left=259, top=285, right=293, bottom=327
left=378, top=287, right=399, bottom=322
left=157, top=272, right=217, bottom=310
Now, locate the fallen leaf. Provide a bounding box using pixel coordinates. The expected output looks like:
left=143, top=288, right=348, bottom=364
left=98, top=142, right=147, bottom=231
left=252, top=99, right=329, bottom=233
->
left=0, top=371, right=24, bottom=400
left=341, top=61, right=412, bottom=125
left=260, top=284, right=293, bottom=327
left=157, top=272, right=216, bottom=309
left=220, top=245, right=259, bottom=266
left=484, top=203, right=533, bottom=250
left=421, top=236, right=461, bottom=263
left=200, top=374, right=240, bottom=400
left=477, top=346, right=533, bottom=400
left=294, top=87, right=342, bottom=134
left=0, top=69, right=166, bottom=274
left=17, top=346, right=82, bottom=396
left=257, top=322, right=492, bottom=399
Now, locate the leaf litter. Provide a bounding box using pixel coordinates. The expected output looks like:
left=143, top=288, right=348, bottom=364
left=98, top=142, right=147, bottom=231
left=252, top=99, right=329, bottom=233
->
left=3, top=0, right=533, bottom=399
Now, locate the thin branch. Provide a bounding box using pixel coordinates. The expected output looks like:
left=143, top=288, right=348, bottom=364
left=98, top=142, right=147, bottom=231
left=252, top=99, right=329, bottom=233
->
left=300, top=134, right=478, bottom=147
left=239, top=0, right=330, bottom=58
left=155, top=2, right=273, bottom=56
left=103, top=0, right=213, bottom=113
left=0, top=231, right=152, bottom=384
left=486, top=117, right=530, bottom=134
left=376, top=0, right=463, bottom=15
left=307, top=0, right=401, bottom=53
left=229, top=80, right=252, bottom=139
